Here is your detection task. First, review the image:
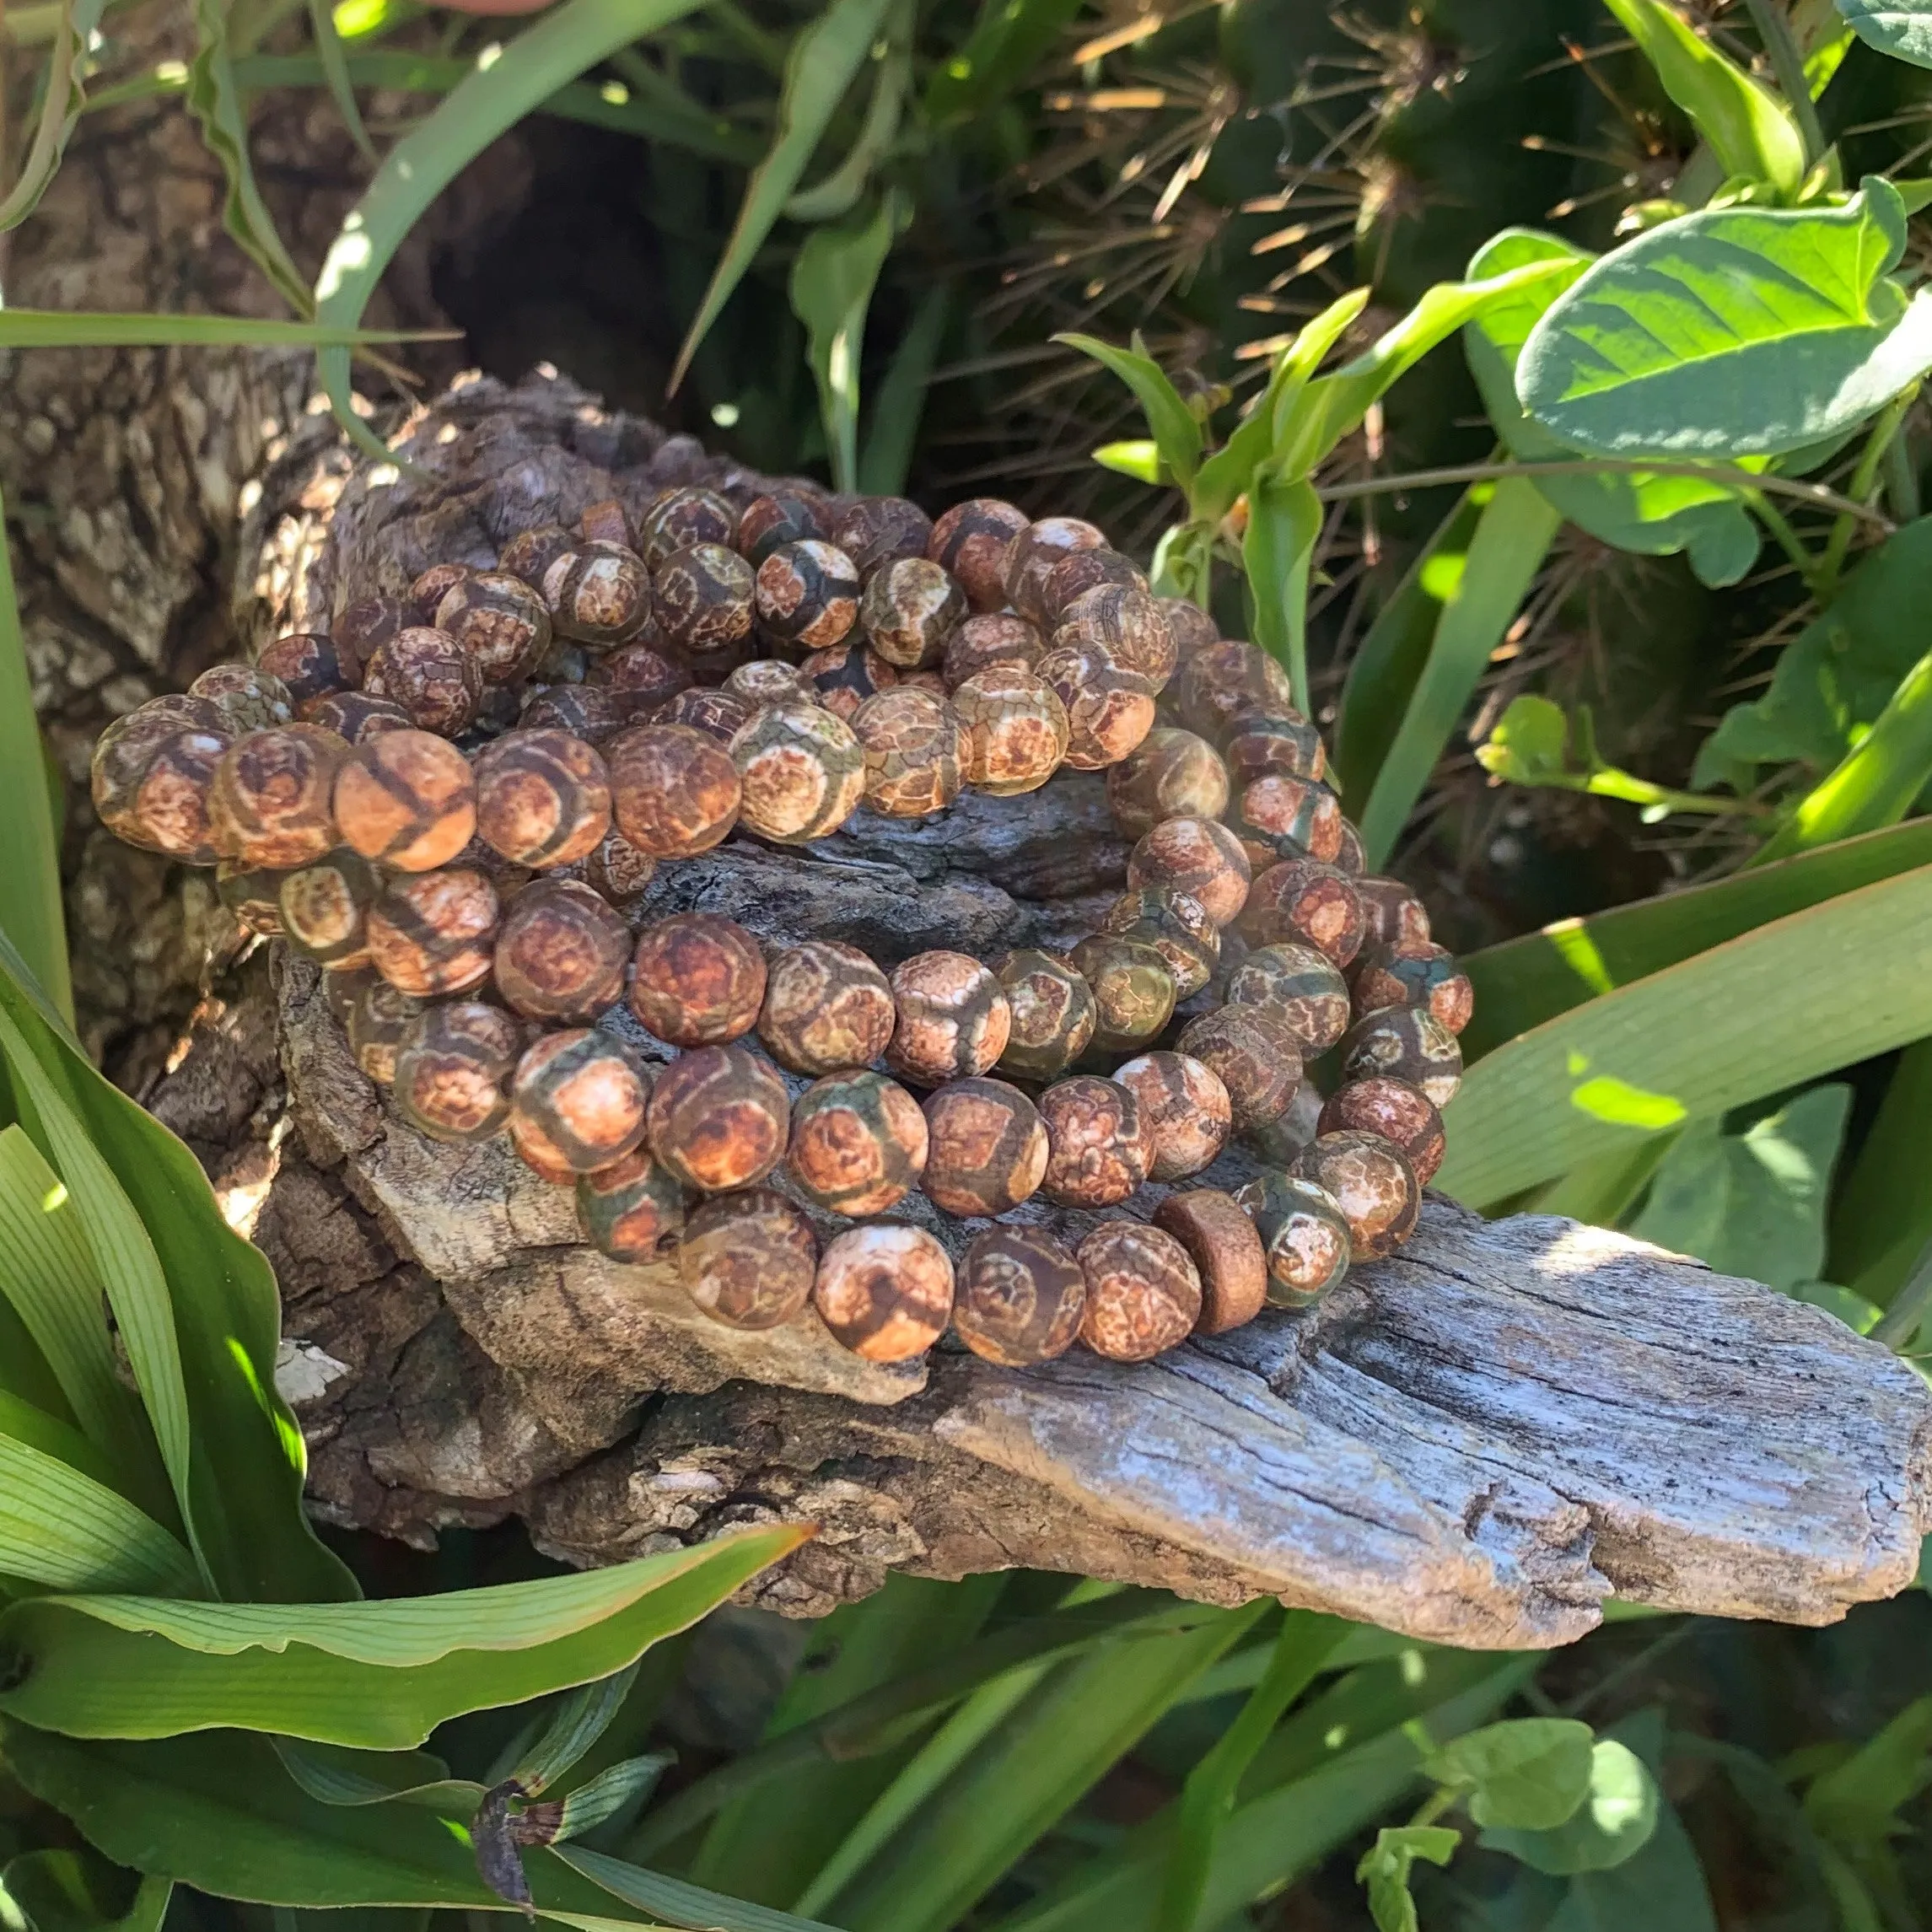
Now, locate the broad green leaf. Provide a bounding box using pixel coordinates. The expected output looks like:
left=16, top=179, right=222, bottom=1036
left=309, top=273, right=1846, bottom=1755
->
left=1482, top=1741, right=1660, bottom=1873
left=0, top=310, right=439, bottom=347
left=1541, top=1799, right=1714, bottom=1931
left=1242, top=471, right=1322, bottom=712
left=1438, top=860, right=1932, bottom=1207
left=1425, top=1719, right=1596, bottom=1830
left=510, top=1666, right=642, bottom=1794
left=558, top=1845, right=835, bottom=1932
left=783, top=12, right=907, bottom=223
left=1059, top=334, right=1203, bottom=485
left=789, top=194, right=901, bottom=494
left=0, top=1526, right=803, bottom=1747
left=551, top=1755, right=672, bottom=1842
left=1355, top=1825, right=1459, bottom=1932
left=0, top=1431, right=197, bottom=1596
left=307, top=0, right=378, bottom=160
left=1803, top=1694, right=1932, bottom=1845
left=1829, top=1038, right=1932, bottom=1299
left=1519, top=181, right=1932, bottom=458
left=1838, top=1, right=1932, bottom=67
left=0, top=0, right=108, bottom=232
left=1, top=1850, right=171, bottom=1932
left=924, top=0, right=1083, bottom=121
left=858, top=283, right=949, bottom=496
left=0, top=1388, right=120, bottom=1493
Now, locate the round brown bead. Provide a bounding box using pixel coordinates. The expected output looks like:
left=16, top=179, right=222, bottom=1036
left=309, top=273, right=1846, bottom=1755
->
left=472, top=729, right=611, bottom=869
left=647, top=1043, right=788, bottom=1192
left=954, top=1226, right=1086, bottom=1365
left=1041, top=548, right=1147, bottom=627
left=392, top=1000, right=523, bottom=1144
left=191, top=663, right=294, bottom=733
left=630, top=913, right=767, bottom=1047
left=334, top=595, right=406, bottom=667
left=208, top=724, right=346, bottom=869
left=1233, top=773, right=1345, bottom=869
left=1234, top=1172, right=1353, bottom=1305
left=1037, top=1075, right=1151, bottom=1208
left=218, top=862, right=284, bottom=935
left=738, top=490, right=827, bottom=563
left=579, top=1147, right=686, bottom=1264
left=1127, top=816, right=1250, bottom=928
left=1334, top=818, right=1366, bottom=876
left=951, top=667, right=1068, bottom=796
left=1054, top=584, right=1176, bottom=688
left=366, top=867, right=499, bottom=996
left=1290, top=1130, right=1419, bottom=1260
left=1039, top=641, right=1155, bottom=771
left=259, top=632, right=358, bottom=708
left=1173, top=639, right=1298, bottom=742
left=1068, top=934, right=1176, bottom=1055
left=1224, top=708, right=1328, bottom=788
left=758, top=939, right=896, bottom=1074
left=1176, top=1005, right=1302, bottom=1133
left=1100, top=885, right=1218, bottom=999
left=851, top=686, right=967, bottom=819
left=788, top=1070, right=928, bottom=1215
left=335, top=729, right=476, bottom=872
left=1113, top=1051, right=1231, bottom=1181
left=588, top=642, right=692, bottom=720
left=1351, top=940, right=1473, bottom=1036
left=278, top=850, right=379, bottom=969
left=943, top=612, right=1044, bottom=691
left=406, top=562, right=473, bottom=627
left=436, top=572, right=552, bottom=686
left=654, top=542, right=756, bottom=655
left=584, top=826, right=658, bottom=902
left=640, top=487, right=738, bottom=568
left=519, top=684, right=628, bottom=745
left=859, top=557, right=965, bottom=670
left=922, top=1077, right=1048, bottom=1217
left=91, top=704, right=230, bottom=861
left=1225, top=941, right=1351, bottom=1054
left=730, top=699, right=864, bottom=843
left=724, top=659, right=813, bottom=708
left=608, top=722, right=742, bottom=857
left=755, top=540, right=860, bottom=649
left=803, top=642, right=898, bottom=722
left=495, top=877, right=629, bottom=1021
left=1159, top=598, right=1220, bottom=657
left=361, top=626, right=482, bottom=736
left=833, top=497, right=934, bottom=579
left=1320, top=1077, right=1445, bottom=1187
left=1077, top=1222, right=1202, bottom=1362
left=1240, top=859, right=1366, bottom=968
left=1106, top=729, right=1229, bottom=841
left=509, top=1028, right=652, bottom=1181
left=308, top=691, right=414, bottom=744
left=814, top=1223, right=954, bottom=1361
left=345, top=977, right=426, bottom=1085
left=993, top=949, right=1096, bottom=1082
left=659, top=686, right=752, bottom=745
left=928, top=498, right=1030, bottom=611
left=543, top=542, right=654, bottom=645
left=498, top=525, right=577, bottom=589
left=681, top=1187, right=815, bottom=1328
left=1340, top=1007, right=1462, bottom=1108
left=1154, top=1189, right=1267, bottom=1336
left=887, top=952, right=1012, bottom=1085
left=1004, top=517, right=1106, bottom=626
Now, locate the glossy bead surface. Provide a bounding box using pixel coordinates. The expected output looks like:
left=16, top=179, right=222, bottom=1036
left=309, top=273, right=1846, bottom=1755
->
left=1039, top=640, right=1155, bottom=771
left=1225, top=941, right=1352, bottom=1053
left=362, top=626, right=482, bottom=735
left=923, top=1077, right=1049, bottom=1216
left=366, top=866, right=499, bottom=996
left=1077, top=1222, right=1201, bottom=1362
left=472, top=729, right=611, bottom=868
left=814, top=1224, right=954, bottom=1362
left=259, top=632, right=358, bottom=709
left=943, top=612, right=1044, bottom=691
left=91, top=706, right=230, bottom=861
left=278, top=850, right=379, bottom=968
left=392, top=1000, right=523, bottom=1144
left=579, top=1147, right=686, bottom=1265
left=436, top=571, right=552, bottom=686
left=755, top=540, right=860, bottom=649
left=833, top=497, right=933, bottom=578
left=730, top=699, right=865, bottom=844
left=334, top=729, right=476, bottom=872
left=1037, top=1075, right=1151, bottom=1208
left=494, top=877, right=629, bottom=1021
left=1233, top=1172, right=1353, bottom=1305
left=738, top=491, right=828, bottom=562
left=345, top=977, right=426, bottom=1085
left=758, top=939, right=896, bottom=1074
left=1113, top=1051, right=1231, bottom=1181
left=955, top=1226, right=1087, bottom=1365
left=1350, top=940, right=1474, bottom=1035
left=509, top=1028, right=652, bottom=1180
left=859, top=557, right=965, bottom=669
left=886, top=951, right=1011, bottom=1085
left=788, top=1071, right=928, bottom=1215
left=1154, top=1189, right=1267, bottom=1335
left=1053, top=584, right=1176, bottom=687
left=1290, top=1130, right=1420, bottom=1259
left=803, top=642, right=898, bottom=721
left=1224, top=708, right=1328, bottom=788
left=1068, top=934, right=1175, bottom=1054
left=1233, top=772, right=1345, bottom=869
left=1004, top=517, right=1106, bottom=625
left=191, top=663, right=294, bottom=732
left=1240, top=858, right=1366, bottom=968
left=1319, top=1077, right=1445, bottom=1187
left=1127, top=815, right=1250, bottom=928
left=647, top=1043, right=789, bottom=1192
left=851, top=686, right=966, bottom=818
left=993, top=949, right=1096, bottom=1082
left=928, top=498, right=1030, bottom=611
left=1339, top=1007, right=1462, bottom=1107
left=1172, top=639, right=1297, bottom=741
left=208, top=724, right=346, bottom=869
left=1100, top=885, right=1218, bottom=999
left=543, top=542, right=654, bottom=645
left=607, top=722, right=742, bottom=857
left=951, top=667, right=1068, bottom=796
left=1176, top=1005, right=1302, bottom=1133
left=1106, top=729, right=1230, bottom=840
left=629, top=912, right=768, bottom=1047
left=639, top=487, right=737, bottom=567
left=654, top=542, right=756, bottom=655
left=681, top=1187, right=816, bottom=1329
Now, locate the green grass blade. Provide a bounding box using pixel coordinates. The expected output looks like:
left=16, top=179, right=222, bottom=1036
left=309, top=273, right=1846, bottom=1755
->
left=1357, top=476, right=1561, bottom=869
left=1242, top=472, right=1322, bottom=712
left=789, top=194, right=901, bottom=493
left=0, top=0, right=107, bottom=231
left=556, top=1847, right=834, bottom=1932
left=858, top=283, right=950, bottom=494
left=923, top=0, right=1082, bottom=122
left=1827, top=1037, right=1932, bottom=1302
left=1057, top=333, right=1203, bottom=485
left=0, top=1853, right=171, bottom=1932
left=0, top=1432, right=199, bottom=1596
left=0, top=1389, right=121, bottom=1492
left=1439, top=861, right=1932, bottom=1208
left=306, top=0, right=378, bottom=160
left=0, top=310, right=441, bottom=347
left=510, top=1666, right=640, bottom=1792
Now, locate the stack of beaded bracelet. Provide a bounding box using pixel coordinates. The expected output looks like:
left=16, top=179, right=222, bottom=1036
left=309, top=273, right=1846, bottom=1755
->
left=89, top=480, right=1470, bottom=1371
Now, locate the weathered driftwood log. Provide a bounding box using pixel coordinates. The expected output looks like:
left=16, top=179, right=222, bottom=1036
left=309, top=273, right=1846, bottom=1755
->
left=207, top=373, right=1932, bottom=1648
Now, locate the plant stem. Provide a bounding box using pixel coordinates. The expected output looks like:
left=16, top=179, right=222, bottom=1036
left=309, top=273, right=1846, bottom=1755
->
left=1816, top=391, right=1914, bottom=600
left=1745, top=489, right=1822, bottom=589
left=1744, top=0, right=1827, bottom=169
left=1407, top=1785, right=1460, bottom=1831
left=1581, top=769, right=1769, bottom=817
left=1884, top=428, right=1921, bottom=523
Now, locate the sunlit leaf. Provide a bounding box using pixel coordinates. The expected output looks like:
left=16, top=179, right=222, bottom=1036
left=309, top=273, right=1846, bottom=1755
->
left=0, top=0, right=109, bottom=232
left=1838, top=0, right=1932, bottom=67
left=1483, top=1741, right=1660, bottom=1875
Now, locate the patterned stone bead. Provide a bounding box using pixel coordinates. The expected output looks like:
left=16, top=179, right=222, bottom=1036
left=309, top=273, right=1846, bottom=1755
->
left=724, top=659, right=813, bottom=708
left=923, top=1077, right=1049, bottom=1216
left=91, top=704, right=231, bottom=861
left=208, top=724, right=347, bottom=869
left=928, top=498, right=1031, bottom=611
left=218, top=862, right=284, bottom=936
left=1106, top=729, right=1230, bottom=840
left=1291, top=1130, right=1419, bottom=1259
left=576, top=498, right=634, bottom=548
left=851, top=686, right=967, bottom=819
left=758, top=939, right=896, bottom=1073
left=1351, top=940, right=1473, bottom=1035
left=630, top=912, right=767, bottom=1047
left=584, top=826, right=658, bottom=902
left=659, top=686, right=752, bottom=745
left=361, top=626, right=482, bottom=736
left=738, top=490, right=828, bottom=562
left=1233, top=1172, right=1353, bottom=1305
left=648, top=1043, right=789, bottom=1193
left=367, top=867, right=499, bottom=996
left=1320, top=1077, right=1445, bottom=1187
left=1226, top=941, right=1351, bottom=1054
left=1233, top=773, right=1345, bottom=869
left=542, top=542, right=654, bottom=646
left=1176, top=1005, right=1302, bottom=1133
left=334, top=595, right=406, bottom=667
left=1158, top=597, right=1219, bottom=657
left=1154, top=1189, right=1267, bottom=1335
left=886, top=953, right=1010, bottom=1085
left=331, top=729, right=475, bottom=872
left=1068, top=934, right=1176, bottom=1054
left=954, top=1226, right=1086, bottom=1365
left=1041, top=548, right=1147, bottom=626
left=1037, top=1075, right=1150, bottom=1208
left=1240, top=858, right=1366, bottom=969
left=498, top=525, right=577, bottom=589
left=803, top=642, right=898, bottom=721
left=507, top=1028, right=651, bottom=1181
left=495, top=877, right=630, bottom=1021
left=654, top=542, right=756, bottom=656
left=1341, top=1007, right=1462, bottom=1108
left=519, top=684, right=627, bottom=745
left=472, top=729, right=611, bottom=869
left=992, top=950, right=1096, bottom=1082
left=608, top=721, right=742, bottom=857
left=1100, top=885, right=1218, bottom=999
left=587, top=642, right=692, bottom=719
left=788, top=1071, right=928, bottom=1215
left=1126, top=815, right=1250, bottom=928
left=815, top=1223, right=955, bottom=1362
left=951, top=667, right=1068, bottom=796
left=1077, top=1221, right=1202, bottom=1362
left=1113, top=1051, right=1231, bottom=1181
left=1334, top=818, right=1365, bottom=875
left=833, top=497, right=934, bottom=579
left=345, top=977, right=426, bottom=1085
left=392, top=1000, right=523, bottom=1144
left=578, top=1147, right=686, bottom=1264
left=681, top=1187, right=816, bottom=1328
left=1054, top=584, right=1176, bottom=688
left=730, top=699, right=865, bottom=844
left=1039, top=640, right=1155, bottom=771
left=259, top=632, right=358, bottom=709
left=859, top=557, right=965, bottom=670
left=436, top=572, right=553, bottom=686
left=1245, top=1078, right=1324, bottom=1167
left=1172, top=639, right=1296, bottom=742
left=308, top=691, right=414, bottom=744
left=1004, top=517, right=1106, bottom=625
left=755, top=540, right=861, bottom=649
left=942, top=612, right=1044, bottom=691
left=639, top=487, right=738, bottom=568
left=191, top=663, right=294, bottom=733
left=278, top=850, right=379, bottom=969
left=406, top=562, right=473, bottom=627
left=1224, top=708, right=1328, bottom=788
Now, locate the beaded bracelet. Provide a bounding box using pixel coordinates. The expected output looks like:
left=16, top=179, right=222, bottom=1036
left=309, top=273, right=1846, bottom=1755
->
left=89, top=481, right=1471, bottom=1373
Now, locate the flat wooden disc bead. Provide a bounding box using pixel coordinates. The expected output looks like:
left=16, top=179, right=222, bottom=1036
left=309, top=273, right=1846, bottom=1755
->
left=495, top=877, right=629, bottom=1021
left=1100, top=885, right=1218, bottom=999
left=952, top=667, right=1068, bottom=796
left=1319, top=1077, right=1445, bottom=1187
left=788, top=1071, right=928, bottom=1215
left=1106, top=729, right=1229, bottom=840
left=1039, top=641, right=1156, bottom=771
left=851, top=686, right=967, bottom=819
left=1113, top=1052, right=1230, bottom=1181
left=1290, top=1129, right=1420, bottom=1260
left=1154, top=1189, right=1267, bottom=1335
left=1036, top=1075, right=1150, bottom=1208
left=1233, top=774, right=1345, bottom=869
left=259, top=631, right=358, bottom=708
left=943, top=613, right=1044, bottom=691
left=1240, top=859, right=1366, bottom=968
left=859, top=556, right=965, bottom=669
left=1172, top=639, right=1296, bottom=741
left=1351, top=940, right=1474, bottom=1035
left=608, top=722, right=742, bottom=856
left=886, top=951, right=1011, bottom=1084
left=640, top=486, right=737, bottom=567
left=1233, top=1171, right=1353, bottom=1305
left=647, top=1043, right=789, bottom=1192
left=993, top=949, right=1096, bottom=1082
left=92, top=706, right=230, bottom=861
left=1225, top=941, right=1351, bottom=1055
left=1176, top=1006, right=1303, bottom=1133
left=1067, top=934, right=1175, bottom=1055
left=578, top=1145, right=686, bottom=1264
left=630, top=912, right=767, bottom=1047
left=1127, top=816, right=1251, bottom=928
left=392, top=1000, right=524, bottom=1144
left=362, top=627, right=482, bottom=735
left=922, top=1077, right=1049, bottom=1217
left=755, top=540, right=861, bottom=649
left=681, top=1187, right=816, bottom=1330
left=542, top=541, right=653, bottom=644
left=1004, top=517, right=1106, bottom=626
left=730, top=699, right=865, bottom=843
left=509, top=1028, right=653, bottom=1181
left=954, top=1226, right=1086, bottom=1365
left=366, top=867, right=500, bottom=996
left=1340, top=1007, right=1462, bottom=1108
left=928, top=498, right=1030, bottom=611
left=471, top=729, right=611, bottom=868
left=814, top=1223, right=955, bottom=1362
left=739, top=490, right=827, bottom=562
left=278, top=850, right=379, bottom=969
left=436, top=571, right=552, bottom=686
left=1076, top=1222, right=1202, bottom=1363
left=209, top=724, right=347, bottom=869
left=1224, top=708, right=1328, bottom=788
left=758, top=939, right=896, bottom=1073
left=654, top=542, right=756, bottom=655
left=333, top=729, right=476, bottom=872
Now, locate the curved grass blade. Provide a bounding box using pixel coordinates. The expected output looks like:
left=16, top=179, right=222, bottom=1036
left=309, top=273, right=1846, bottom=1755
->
left=0, top=311, right=444, bottom=347
left=1058, top=333, right=1203, bottom=486
left=790, top=194, right=901, bottom=492
left=308, top=0, right=378, bottom=161
left=557, top=1845, right=835, bottom=1932
left=0, top=1849, right=172, bottom=1932
left=0, top=0, right=107, bottom=231
left=858, top=283, right=950, bottom=495
left=0, top=1431, right=199, bottom=1596
left=1241, top=472, right=1321, bottom=712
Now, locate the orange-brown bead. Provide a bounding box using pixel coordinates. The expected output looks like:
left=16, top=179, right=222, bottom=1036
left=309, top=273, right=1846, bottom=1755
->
left=681, top=1187, right=816, bottom=1329
left=259, top=631, right=359, bottom=709
left=954, top=1226, right=1086, bottom=1365
left=1041, top=548, right=1146, bottom=627
left=1039, top=640, right=1156, bottom=771
left=1127, top=815, right=1250, bottom=928
left=886, top=951, right=1011, bottom=1085
left=278, top=850, right=379, bottom=969
left=654, top=542, right=756, bottom=655
left=1113, top=1051, right=1231, bottom=1181
left=788, top=1071, right=928, bottom=1215
left=498, top=525, right=577, bottom=589
left=1067, top=934, right=1175, bottom=1055
left=738, top=491, right=827, bottom=562
left=1100, top=885, right=1218, bottom=998
left=208, top=724, right=346, bottom=869
left=306, top=691, right=413, bottom=743
left=803, top=642, right=898, bottom=721
left=1234, top=1172, right=1353, bottom=1305
left=1037, top=1075, right=1151, bottom=1208
left=191, top=662, right=294, bottom=732
left=588, top=641, right=692, bottom=720
left=730, top=699, right=865, bottom=843
left=647, top=1042, right=789, bottom=1192
left=366, top=867, right=500, bottom=996
left=584, top=826, right=658, bottom=902
left=91, top=703, right=231, bottom=862
left=392, top=1000, right=523, bottom=1144
left=608, top=721, right=742, bottom=857
left=361, top=626, right=482, bottom=735
left=993, top=949, right=1096, bottom=1082
left=851, top=686, right=967, bottom=818
left=1350, top=940, right=1474, bottom=1035
left=509, top=1028, right=653, bottom=1180
left=859, top=557, right=965, bottom=669
left=436, top=571, right=552, bottom=685
left=1004, top=516, right=1106, bottom=625
left=1176, top=1006, right=1302, bottom=1133
left=1240, top=859, right=1366, bottom=968
left=833, top=497, right=934, bottom=578
left=1154, top=1189, right=1267, bottom=1336
left=814, top=1223, right=954, bottom=1362
left=345, top=977, right=426, bottom=1084
left=335, top=729, right=477, bottom=872
left=758, top=939, right=896, bottom=1074
left=922, top=1077, right=1048, bottom=1216
left=755, top=540, right=860, bottom=649
left=495, top=877, right=630, bottom=1021
left=1223, top=709, right=1328, bottom=788
left=1233, top=772, right=1345, bottom=869
left=520, top=684, right=628, bottom=745
left=1172, top=639, right=1296, bottom=741
left=579, top=1147, right=686, bottom=1264
left=472, top=729, right=612, bottom=869
left=542, top=541, right=654, bottom=645
left=1053, top=584, right=1176, bottom=688
left=1160, top=597, right=1219, bottom=656
left=1225, top=941, right=1352, bottom=1054
left=951, top=667, right=1068, bottom=796
left=928, top=498, right=1030, bottom=611
left=943, top=612, right=1044, bottom=691
left=1319, top=1077, right=1445, bottom=1187
left=629, top=913, right=767, bottom=1047
left=659, top=686, right=752, bottom=745
left=1290, top=1130, right=1420, bottom=1260
left=1106, top=729, right=1230, bottom=840
left=639, top=487, right=738, bottom=567
left=1339, top=1007, right=1462, bottom=1108
left=1077, top=1222, right=1202, bottom=1362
